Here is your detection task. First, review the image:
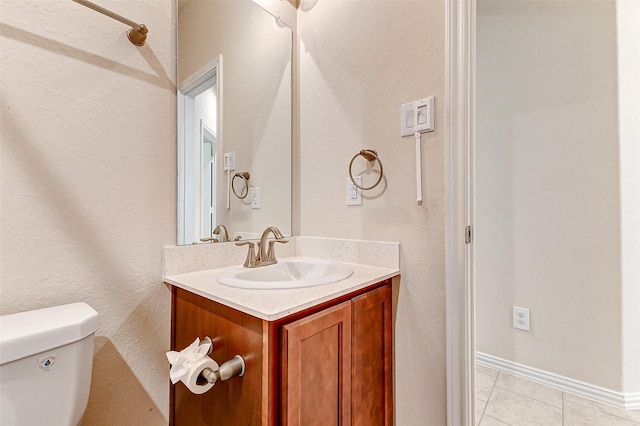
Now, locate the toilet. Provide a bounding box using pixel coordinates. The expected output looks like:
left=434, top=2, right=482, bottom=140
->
left=0, top=302, right=100, bottom=426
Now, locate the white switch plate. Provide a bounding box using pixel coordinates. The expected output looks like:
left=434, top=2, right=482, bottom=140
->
left=251, top=187, right=260, bottom=209
left=513, top=306, right=530, bottom=331
left=414, top=96, right=435, bottom=133
left=400, top=102, right=415, bottom=137
left=224, top=151, right=236, bottom=171
left=401, top=97, right=435, bottom=136
left=346, top=177, right=362, bottom=206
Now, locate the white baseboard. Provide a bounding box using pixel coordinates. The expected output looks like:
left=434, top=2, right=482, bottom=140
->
left=476, top=352, right=640, bottom=411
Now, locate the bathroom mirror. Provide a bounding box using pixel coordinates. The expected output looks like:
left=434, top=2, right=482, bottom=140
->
left=177, top=0, right=293, bottom=245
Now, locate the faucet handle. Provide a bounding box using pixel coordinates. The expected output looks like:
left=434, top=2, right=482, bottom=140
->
left=200, top=237, right=219, bottom=243
left=236, top=241, right=256, bottom=268
left=266, top=238, right=289, bottom=262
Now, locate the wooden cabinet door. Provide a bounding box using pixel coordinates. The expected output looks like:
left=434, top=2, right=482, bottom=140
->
left=351, top=284, right=393, bottom=426
left=281, top=301, right=352, bottom=426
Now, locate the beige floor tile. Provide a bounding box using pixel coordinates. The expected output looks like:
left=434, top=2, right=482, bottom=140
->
left=476, top=398, right=488, bottom=426
left=564, top=393, right=640, bottom=423
left=477, top=364, right=500, bottom=380
left=485, top=387, right=562, bottom=426
left=564, top=400, right=640, bottom=425
left=494, top=373, right=562, bottom=408
left=480, top=416, right=512, bottom=426
left=476, top=369, right=498, bottom=401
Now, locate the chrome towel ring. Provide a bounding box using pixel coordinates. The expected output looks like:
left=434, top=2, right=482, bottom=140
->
left=349, top=149, right=384, bottom=190
left=232, top=172, right=250, bottom=199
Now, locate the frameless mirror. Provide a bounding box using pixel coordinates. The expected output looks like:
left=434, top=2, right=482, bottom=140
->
left=177, top=0, right=293, bottom=245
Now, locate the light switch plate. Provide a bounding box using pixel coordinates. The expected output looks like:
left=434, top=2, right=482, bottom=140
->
left=414, top=96, right=435, bottom=133
left=400, top=102, right=415, bottom=137
left=223, top=151, right=236, bottom=171
left=401, top=97, right=435, bottom=136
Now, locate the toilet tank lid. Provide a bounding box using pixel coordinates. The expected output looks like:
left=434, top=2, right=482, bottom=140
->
left=0, top=302, right=99, bottom=365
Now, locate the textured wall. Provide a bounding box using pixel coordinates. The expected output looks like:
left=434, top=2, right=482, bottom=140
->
left=475, top=0, right=625, bottom=390
left=297, top=1, right=447, bottom=424
left=0, top=0, right=176, bottom=424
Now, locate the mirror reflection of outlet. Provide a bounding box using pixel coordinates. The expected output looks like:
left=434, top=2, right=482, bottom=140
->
left=346, top=177, right=362, bottom=206
left=251, top=187, right=261, bottom=209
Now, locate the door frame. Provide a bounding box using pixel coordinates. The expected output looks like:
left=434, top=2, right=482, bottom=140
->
left=177, top=56, right=223, bottom=245
left=445, top=0, right=476, bottom=425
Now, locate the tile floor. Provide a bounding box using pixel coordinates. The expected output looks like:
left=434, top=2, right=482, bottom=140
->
left=475, top=365, right=640, bottom=426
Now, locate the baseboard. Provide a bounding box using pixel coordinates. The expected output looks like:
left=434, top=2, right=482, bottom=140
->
left=476, top=352, right=640, bottom=411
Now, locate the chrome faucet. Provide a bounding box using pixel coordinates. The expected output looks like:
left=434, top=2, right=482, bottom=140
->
left=236, top=226, right=289, bottom=268
left=213, top=224, right=229, bottom=242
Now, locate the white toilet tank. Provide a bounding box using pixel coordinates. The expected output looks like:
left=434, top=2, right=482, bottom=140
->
left=0, top=302, right=100, bottom=426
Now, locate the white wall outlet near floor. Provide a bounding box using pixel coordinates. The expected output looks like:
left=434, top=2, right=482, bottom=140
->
left=513, top=306, right=530, bottom=331
left=346, top=177, right=362, bottom=206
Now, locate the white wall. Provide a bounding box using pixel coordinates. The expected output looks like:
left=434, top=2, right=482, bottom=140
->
left=617, top=0, right=640, bottom=394
left=475, top=0, right=636, bottom=392
left=0, top=0, right=176, bottom=424
left=298, top=1, right=447, bottom=423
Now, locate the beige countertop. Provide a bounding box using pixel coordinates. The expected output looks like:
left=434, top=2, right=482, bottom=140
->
left=163, top=257, right=399, bottom=321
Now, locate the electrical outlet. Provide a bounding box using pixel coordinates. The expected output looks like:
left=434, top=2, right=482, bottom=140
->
left=346, top=177, right=362, bottom=206
left=251, top=187, right=260, bottom=209
left=513, top=306, right=530, bottom=331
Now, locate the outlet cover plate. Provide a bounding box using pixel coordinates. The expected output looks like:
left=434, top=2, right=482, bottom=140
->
left=513, top=306, right=530, bottom=331
left=346, top=177, right=362, bottom=206
left=251, top=187, right=260, bottom=209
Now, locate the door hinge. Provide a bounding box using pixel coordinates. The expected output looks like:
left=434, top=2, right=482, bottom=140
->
left=465, top=226, right=472, bottom=244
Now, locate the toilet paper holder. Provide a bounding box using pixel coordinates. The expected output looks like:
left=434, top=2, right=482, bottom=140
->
left=198, top=337, right=246, bottom=385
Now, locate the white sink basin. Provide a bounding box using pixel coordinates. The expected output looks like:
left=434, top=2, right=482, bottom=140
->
left=217, top=257, right=353, bottom=289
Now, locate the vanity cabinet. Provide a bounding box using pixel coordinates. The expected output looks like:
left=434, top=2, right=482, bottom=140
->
left=169, top=279, right=393, bottom=426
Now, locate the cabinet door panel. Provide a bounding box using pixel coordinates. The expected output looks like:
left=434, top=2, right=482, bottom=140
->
left=282, top=301, right=352, bottom=426
left=351, top=284, right=393, bottom=426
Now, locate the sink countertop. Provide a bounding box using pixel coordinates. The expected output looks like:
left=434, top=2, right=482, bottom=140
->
left=163, top=257, right=399, bottom=321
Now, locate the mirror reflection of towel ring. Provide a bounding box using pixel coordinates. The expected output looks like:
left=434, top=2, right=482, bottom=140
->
left=232, top=172, right=250, bottom=199
left=349, top=149, right=384, bottom=190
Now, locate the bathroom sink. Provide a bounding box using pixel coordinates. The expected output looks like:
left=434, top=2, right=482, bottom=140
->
left=217, top=257, right=353, bottom=289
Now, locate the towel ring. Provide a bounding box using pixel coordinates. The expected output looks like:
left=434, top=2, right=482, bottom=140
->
left=232, top=172, right=250, bottom=199
left=349, top=149, right=384, bottom=191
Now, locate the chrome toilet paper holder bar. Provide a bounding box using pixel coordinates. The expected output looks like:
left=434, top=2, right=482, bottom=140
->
left=199, top=336, right=246, bottom=385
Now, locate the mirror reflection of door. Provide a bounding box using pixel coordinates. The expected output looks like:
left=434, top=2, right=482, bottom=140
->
left=177, top=60, right=219, bottom=245
left=200, top=120, right=217, bottom=239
